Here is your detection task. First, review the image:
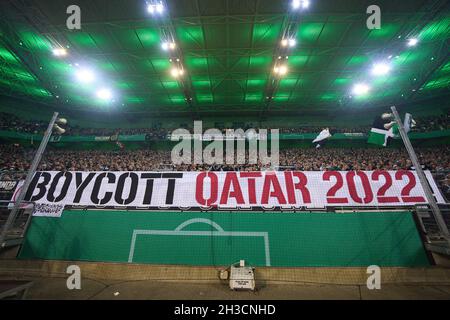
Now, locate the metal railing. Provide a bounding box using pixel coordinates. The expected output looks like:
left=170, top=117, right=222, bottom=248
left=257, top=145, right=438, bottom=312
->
left=0, top=200, right=34, bottom=248
left=415, top=204, right=450, bottom=241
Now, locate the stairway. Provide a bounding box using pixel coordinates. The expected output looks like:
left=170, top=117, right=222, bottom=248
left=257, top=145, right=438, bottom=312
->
left=415, top=204, right=450, bottom=257
left=0, top=208, right=30, bottom=249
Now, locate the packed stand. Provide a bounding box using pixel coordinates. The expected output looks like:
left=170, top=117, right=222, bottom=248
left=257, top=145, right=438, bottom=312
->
left=1, top=144, right=449, bottom=173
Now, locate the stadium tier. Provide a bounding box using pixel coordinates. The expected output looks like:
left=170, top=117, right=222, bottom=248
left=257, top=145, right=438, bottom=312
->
left=0, top=0, right=449, bottom=302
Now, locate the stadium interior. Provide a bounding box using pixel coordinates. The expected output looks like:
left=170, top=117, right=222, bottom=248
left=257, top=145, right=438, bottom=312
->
left=0, top=0, right=449, bottom=301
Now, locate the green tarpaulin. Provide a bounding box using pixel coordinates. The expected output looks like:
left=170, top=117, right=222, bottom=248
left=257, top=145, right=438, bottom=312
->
left=19, top=210, right=429, bottom=267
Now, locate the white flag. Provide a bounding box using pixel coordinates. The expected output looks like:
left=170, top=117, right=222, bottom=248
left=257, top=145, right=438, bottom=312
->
left=313, top=128, right=332, bottom=143
left=403, top=113, right=415, bottom=133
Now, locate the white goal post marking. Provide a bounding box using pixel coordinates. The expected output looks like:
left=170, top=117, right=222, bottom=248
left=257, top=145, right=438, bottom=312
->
left=128, top=218, right=271, bottom=266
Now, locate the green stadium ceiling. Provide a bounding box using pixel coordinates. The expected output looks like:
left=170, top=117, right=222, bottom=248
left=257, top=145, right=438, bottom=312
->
left=0, top=0, right=448, bottom=117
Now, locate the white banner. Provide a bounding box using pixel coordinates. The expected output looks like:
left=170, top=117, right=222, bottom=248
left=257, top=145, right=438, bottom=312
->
left=11, top=170, right=445, bottom=216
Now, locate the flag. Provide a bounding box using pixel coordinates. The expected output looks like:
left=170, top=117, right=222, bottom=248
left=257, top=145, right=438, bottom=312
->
left=368, top=113, right=397, bottom=147
left=368, top=113, right=414, bottom=147
left=367, top=127, right=395, bottom=147
left=312, top=128, right=332, bottom=148
left=403, top=113, right=415, bottom=134
left=312, top=128, right=332, bottom=143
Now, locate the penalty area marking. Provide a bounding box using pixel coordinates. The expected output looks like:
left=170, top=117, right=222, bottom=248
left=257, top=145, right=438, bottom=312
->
left=128, top=218, right=271, bottom=266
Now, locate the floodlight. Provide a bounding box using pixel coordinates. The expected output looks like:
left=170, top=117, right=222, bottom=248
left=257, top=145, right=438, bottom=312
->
left=156, top=2, right=164, bottom=13
left=281, top=38, right=296, bottom=48
left=371, top=62, right=391, bottom=76
left=171, top=68, right=184, bottom=78
left=274, top=64, right=288, bottom=76
left=75, top=68, right=95, bottom=83
left=407, top=38, right=418, bottom=47
left=96, top=88, right=112, bottom=100
left=162, top=41, right=176, bottom=51
left=292, top=0, right=309, bottom=9
left=279, top=65, right=288, bottom=75
left=352, top=83, right=370, bottom=95
left=148, top=2, right=164, bottom=15
left=52, top=48, right=67, bottom=57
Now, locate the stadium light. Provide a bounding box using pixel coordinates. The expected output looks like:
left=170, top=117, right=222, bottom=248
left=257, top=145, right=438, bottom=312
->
left=147, top=1, right=164, bottom=15
left=292, top=0, right=309, bottom=9
left=52, top=48, right=67, bottom=57
left=96, top=88, right=113, bottom=100
left=371, top=62, right=391, bottom=76
left=161, top=41, right=176, bottom=51
left=281, top=38, right=297, bottom=48
left=407, top=38, right=418, bottom=47
left=274, top=65, right=288, bottom=76
left=75, top=68, right=95, bottom=83
left=352, top=83, right=370, bottom=96
left=171, top=68, right=184, bottom=78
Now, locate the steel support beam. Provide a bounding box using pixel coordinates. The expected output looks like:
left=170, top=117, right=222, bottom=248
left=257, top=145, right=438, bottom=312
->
left=391, top=106, right=450, bottom=246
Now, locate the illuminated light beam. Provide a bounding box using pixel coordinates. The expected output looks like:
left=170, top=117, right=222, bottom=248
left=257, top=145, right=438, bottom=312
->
left=96, top=88, right=113, bottom=100
left=75, top=68, right=95, bottom=83
left=147, top=1, right=164, bottom=15
left=407, top=38, right=418, bottom=47
left=352, top=83, right=370, bottom=96
left=371, top=62, right=391, bottom=76
left=52, top=48, right=67, bottom=57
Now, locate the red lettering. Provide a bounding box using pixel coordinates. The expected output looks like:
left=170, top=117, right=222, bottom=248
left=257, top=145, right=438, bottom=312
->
left=220, top=172, right=245, bottom=205
left=284, top=171, right=311, bottom=204
left=395, top=170, right=426, bottom=203
left=346, top=171, right=373, bottom=204
left=261, top=173, right=287, bottom=205
left=372, top=171, right=399, bottom=203
left=195, top=172, right=218, bottom=206
left=323, top=171, right=348, bottom=204
left=240, top=172, right=261, bottom=204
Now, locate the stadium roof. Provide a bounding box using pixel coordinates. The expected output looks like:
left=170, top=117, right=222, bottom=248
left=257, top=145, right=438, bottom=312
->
left=0, top=0, right=449, bottom=117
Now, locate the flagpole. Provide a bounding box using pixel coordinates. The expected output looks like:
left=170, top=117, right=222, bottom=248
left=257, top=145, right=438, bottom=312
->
left=391, top=106, right=450, bottom=246
left=0, top=112, right=59, bottom=247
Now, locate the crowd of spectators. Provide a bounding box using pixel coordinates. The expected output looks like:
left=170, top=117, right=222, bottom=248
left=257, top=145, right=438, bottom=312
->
left=412, top=113, right=450, bottom=132
left=0, top=112, right=167, bottom=138
left=0, top=112, right=48, bottom=134
left=1, top=111, right=449, bottom=137
left=1, top=144, right=449, bottom=173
